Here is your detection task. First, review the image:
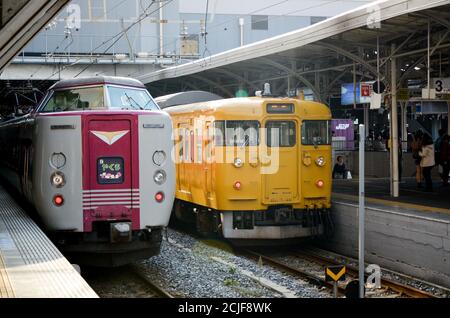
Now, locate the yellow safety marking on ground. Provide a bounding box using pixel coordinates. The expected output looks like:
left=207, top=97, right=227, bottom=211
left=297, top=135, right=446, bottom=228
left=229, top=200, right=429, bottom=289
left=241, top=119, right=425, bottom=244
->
left=0, top=253, right=15, bottom=298
left=338, top=179, right=440, bottom=196
left=333, top=192, right=450, bottom=215
left=326, top=267, right=346, bottom=282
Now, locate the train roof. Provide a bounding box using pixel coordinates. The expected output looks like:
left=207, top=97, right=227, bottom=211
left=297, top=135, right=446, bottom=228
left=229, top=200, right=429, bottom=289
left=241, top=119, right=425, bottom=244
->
left=154, top=91, right=223, bottom=109
left=50, top=76, right=146, bottom=90
left=164, top=96, right=331, bottom=117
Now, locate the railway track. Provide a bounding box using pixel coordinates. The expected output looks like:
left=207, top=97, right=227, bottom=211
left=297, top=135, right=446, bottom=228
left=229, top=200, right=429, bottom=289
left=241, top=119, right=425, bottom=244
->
left=83, top=265, right=176, bottom=298
left=128, top=265, right=175, bottom=298
left=241, top=248, right=440, bottom=298
left=293, top=248, right=438, bottom=299
left=242, top=249, right=347, bottom=296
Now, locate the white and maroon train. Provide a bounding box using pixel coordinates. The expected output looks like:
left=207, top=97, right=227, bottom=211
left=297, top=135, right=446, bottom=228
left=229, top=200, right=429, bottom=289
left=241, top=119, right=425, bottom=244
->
left=0, top=77, right=175, bottom=266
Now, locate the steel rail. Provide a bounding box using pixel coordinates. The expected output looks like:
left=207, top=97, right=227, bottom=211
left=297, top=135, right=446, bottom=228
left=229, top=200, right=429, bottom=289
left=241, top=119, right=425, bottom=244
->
left=294, top=248, right=438, bottom=299
left=128, top=265, right=175, bottom=298
left=241, top=249, right=346, bottom=296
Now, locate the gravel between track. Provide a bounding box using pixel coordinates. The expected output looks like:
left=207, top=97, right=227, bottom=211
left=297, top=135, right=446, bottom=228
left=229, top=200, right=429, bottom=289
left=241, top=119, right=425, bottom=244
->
left=134, top=228, right=331, bottom=298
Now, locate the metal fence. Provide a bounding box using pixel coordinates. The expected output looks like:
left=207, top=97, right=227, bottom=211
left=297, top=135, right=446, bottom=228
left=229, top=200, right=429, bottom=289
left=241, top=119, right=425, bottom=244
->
left=332, top=140, right=410, bottom=152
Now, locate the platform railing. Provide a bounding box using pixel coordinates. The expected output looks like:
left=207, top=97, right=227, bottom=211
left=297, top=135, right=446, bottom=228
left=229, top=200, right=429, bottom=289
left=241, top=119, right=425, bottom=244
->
left=332, top=140, right=410, bottom=152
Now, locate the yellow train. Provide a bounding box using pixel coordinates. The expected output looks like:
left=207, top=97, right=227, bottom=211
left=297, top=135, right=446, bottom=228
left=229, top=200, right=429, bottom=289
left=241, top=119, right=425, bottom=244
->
left=156, top=91, right=333, bottom=241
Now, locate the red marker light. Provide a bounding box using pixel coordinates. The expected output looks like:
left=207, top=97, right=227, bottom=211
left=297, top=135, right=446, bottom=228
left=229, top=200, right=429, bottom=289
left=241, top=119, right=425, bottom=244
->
left=234, top=181, right=242, bottom=190
left=316, top=180, right=325, bottom=188
left=53, top=194, right=64, bottom=206
left=155, top=192, right=165, bottom=203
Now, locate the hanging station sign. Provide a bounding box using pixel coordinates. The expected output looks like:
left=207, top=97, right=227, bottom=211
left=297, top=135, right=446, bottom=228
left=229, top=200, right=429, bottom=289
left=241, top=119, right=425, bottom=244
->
left=433, top=78, right=450, bottom=94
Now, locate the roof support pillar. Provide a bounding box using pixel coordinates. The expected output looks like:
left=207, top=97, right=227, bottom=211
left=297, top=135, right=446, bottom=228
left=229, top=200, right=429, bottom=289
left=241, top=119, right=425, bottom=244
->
left=390, top=43, right=399, bottom=198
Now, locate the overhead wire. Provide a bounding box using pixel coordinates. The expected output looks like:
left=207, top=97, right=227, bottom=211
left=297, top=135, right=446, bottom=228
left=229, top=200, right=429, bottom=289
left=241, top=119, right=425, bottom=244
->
left=44, top=0, right=344, bottom=80
left=131, top=0, right=342, bottom=68
left=44, top=0, right=174, bottom=79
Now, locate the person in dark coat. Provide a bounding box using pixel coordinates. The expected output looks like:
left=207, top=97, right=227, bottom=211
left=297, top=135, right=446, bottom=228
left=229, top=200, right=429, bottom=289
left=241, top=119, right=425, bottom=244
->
left=333, top=155, right=347, bottom=179
left=440, top=132, right=450, bottom=186
left=411, top=130, right=423, bottom=188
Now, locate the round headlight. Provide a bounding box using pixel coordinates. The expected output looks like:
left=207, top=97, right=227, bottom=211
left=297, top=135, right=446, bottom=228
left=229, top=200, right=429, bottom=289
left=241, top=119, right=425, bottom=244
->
left=152, top=151, right=166, bottom=166
left=315, top=156, right=326, bottom=167
left=50, top=171, right=66, bottom=188
left=234, top=158, right=244, bottom=168
left=153, top=170, right=166, bottom=185
left=50, top=152, right=66, bottom=169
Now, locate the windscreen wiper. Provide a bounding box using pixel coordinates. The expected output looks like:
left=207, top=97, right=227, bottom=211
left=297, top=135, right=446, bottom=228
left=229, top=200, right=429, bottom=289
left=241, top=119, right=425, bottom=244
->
left=124, top=93, right=143, bottom=110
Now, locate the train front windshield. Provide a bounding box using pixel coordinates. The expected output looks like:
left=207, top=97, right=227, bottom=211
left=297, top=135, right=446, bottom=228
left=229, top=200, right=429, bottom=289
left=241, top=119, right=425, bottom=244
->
left=41, top=86, right=105, bottom=112
left=40, top=85, right=159, bottom=112
left=107, top=86, right=159, bottom=110
left=301, top=120, right=331, bottom=146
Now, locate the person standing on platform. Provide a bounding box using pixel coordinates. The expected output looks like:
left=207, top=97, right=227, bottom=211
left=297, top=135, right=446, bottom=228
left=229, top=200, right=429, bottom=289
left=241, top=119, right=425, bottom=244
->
left=435, top=128, right=446, bottom=178
left=440, top=132, right=450, bottom=186
left=411, top=130, right=423, bottom=188
left=332, top=155, right=347, bottom=179
left=419, top=133, right=435, bottom=191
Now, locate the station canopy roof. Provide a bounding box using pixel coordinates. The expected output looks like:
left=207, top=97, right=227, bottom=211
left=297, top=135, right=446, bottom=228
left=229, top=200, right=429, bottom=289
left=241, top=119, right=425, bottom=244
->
left=138, top=0, right=450, bottom=102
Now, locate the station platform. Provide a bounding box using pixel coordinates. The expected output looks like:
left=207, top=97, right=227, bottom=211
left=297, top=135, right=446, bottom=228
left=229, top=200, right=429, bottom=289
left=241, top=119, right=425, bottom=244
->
left=333, top=177, right=450, bottom=214
left=324, top=179, right=450, bottom=288
left=0, top=185, right=97, bottom=298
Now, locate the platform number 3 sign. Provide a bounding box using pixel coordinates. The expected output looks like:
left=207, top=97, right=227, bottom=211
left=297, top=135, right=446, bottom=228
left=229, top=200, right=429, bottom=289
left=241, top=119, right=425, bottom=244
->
left=434, top=78, right=450, bottom=93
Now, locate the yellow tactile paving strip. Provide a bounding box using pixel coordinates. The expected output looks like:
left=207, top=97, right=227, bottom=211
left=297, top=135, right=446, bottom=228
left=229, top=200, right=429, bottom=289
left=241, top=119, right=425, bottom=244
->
left=0, top=253, right=14, bottom=298
left=333, top=192, right=450, bottom=215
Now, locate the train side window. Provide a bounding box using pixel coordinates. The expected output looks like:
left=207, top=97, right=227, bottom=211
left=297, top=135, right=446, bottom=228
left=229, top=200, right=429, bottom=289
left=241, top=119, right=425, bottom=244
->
left=214, top=120, right=259, bottom=147
left=214, top=121, right=225, bottom=146
left=178, top=128, right=184, bottom=161
left=184, top=129, right=190, bottom=162
left=190, top=131, right=195, bottom=163
left=266, top=121, right=296, bottom=147
left=195, top=128, right=202, bottom=163
left=205, top=123, right=213, bottom=162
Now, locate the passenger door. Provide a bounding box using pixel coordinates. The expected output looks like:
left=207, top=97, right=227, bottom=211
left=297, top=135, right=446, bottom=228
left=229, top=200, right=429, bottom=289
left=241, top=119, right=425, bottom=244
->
left=262, top=119, right=299, bottom=204
left=204, top=121, right=213, bottom=197
left=177, top=122, right=190, bottom=194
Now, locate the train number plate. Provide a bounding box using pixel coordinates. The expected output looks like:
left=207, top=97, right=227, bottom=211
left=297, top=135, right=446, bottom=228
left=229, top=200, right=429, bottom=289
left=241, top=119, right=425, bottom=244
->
left=97, top=157, right=124, bottom=184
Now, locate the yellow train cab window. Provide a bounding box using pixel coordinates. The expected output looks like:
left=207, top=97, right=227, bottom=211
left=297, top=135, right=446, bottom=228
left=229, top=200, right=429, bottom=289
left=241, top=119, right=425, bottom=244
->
left=301, top=120, right=331, bottom=145
left=214, top=120, right=259, bottom=146
left=266, top=121, right=296, bottom=147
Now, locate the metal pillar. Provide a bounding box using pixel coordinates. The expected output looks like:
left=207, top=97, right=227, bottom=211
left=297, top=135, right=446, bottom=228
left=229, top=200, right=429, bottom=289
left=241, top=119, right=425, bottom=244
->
left=358, top=124, right=365, bottom=298
left=353, top=63, right=357, bottom=109
left=364, top=104, right=369, bottom=138
left=448, top=103, right=450, bottom=135
left=239, top=18, right=244, bottom=46
left=159, top=1, right=164, bottom=57
left=401, top=102, right=407, bottom=151
left=390, top=43, right=399, bottom=197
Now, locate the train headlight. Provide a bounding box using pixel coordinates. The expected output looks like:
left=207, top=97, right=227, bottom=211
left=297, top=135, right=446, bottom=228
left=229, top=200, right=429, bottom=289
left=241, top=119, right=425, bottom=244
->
left=153, top=170, right=167, bottom=185
left=50, top=152, right=66, bottom=169
left=315, top=156, right=326, bottom=167
left=234, top=158, right=244, bottom=168
left=50, top=171, right=66, bottom=188
left=152, top=151, right=166, bottom=166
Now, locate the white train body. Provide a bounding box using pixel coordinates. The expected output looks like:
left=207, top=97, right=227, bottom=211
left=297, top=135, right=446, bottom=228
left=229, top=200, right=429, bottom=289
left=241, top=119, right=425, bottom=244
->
left=0, top=77, right=175, bottom=266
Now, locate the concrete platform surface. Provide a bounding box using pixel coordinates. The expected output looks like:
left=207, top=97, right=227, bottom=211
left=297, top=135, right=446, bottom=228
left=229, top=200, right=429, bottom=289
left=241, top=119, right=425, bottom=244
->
left=333, top=177, right=450, bottom=212
left=0, top=185, right=98, bottom=298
